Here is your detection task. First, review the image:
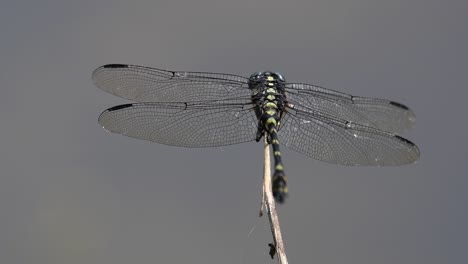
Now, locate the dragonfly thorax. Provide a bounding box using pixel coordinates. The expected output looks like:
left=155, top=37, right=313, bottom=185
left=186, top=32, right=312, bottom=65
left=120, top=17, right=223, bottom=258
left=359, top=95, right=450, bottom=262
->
left=249, top=71, right=287, bottom=135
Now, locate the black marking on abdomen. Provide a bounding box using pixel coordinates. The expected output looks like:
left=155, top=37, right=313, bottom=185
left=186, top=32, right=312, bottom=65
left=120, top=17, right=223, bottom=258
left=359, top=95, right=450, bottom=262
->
left=268, top=126, right=288, bottom=203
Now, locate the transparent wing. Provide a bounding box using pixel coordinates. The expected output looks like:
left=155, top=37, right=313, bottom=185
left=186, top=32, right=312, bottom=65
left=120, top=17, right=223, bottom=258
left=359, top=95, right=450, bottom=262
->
left=92, top=64, right=251, bottom=102
left=278, top=108, right=420, bottom=166
left=285, top=83, right=415, bottom=134
left=98, top=100, right=258, bottom=147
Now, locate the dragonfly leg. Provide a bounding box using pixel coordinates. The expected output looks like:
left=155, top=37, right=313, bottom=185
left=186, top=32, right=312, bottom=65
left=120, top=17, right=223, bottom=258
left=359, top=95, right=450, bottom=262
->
left=255, top=120, right=266, bottom=142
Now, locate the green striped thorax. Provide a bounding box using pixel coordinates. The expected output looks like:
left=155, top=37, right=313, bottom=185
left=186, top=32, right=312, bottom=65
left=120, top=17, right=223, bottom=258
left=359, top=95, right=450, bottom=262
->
left=248, top=71, right=287, bottom=132
left=248, top=72, right=287, bottom=114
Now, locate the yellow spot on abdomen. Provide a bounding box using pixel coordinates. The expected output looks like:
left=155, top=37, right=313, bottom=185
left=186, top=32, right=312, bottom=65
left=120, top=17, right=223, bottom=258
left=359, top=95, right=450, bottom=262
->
left=266, top=117, right=277, bottom=126
left=265, top=102, right=278, bottom=109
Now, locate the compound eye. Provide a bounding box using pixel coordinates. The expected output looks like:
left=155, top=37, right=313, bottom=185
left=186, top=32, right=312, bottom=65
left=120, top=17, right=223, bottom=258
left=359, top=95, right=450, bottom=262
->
left=275, top=72, right=285, bottom=82
left=249, top=72, right=263, bottom=81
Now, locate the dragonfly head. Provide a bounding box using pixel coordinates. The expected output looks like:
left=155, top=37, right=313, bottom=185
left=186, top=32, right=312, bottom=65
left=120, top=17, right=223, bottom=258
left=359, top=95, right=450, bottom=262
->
left=249, top=71, right=285, bottom=84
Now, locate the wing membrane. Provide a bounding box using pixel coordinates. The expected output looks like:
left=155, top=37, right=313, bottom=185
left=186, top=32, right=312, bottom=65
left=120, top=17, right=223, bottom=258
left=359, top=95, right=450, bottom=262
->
left=92, top=64, right=250, bottom=102
left=279, top=108, right=419, bottom=166
left=285, top=83, right=415, bottom=134
left=98, top=100, right=258, bottom=147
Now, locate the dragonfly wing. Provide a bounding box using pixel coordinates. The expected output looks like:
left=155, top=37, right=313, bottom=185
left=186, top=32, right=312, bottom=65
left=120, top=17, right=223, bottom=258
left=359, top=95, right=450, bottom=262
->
left=98, top=101, right=258, bottom=147
left=92, top=64, right=250, bottom=102
left=285, top=83, right=416, bottom=134
left=278, top=108, right=420, bottom=166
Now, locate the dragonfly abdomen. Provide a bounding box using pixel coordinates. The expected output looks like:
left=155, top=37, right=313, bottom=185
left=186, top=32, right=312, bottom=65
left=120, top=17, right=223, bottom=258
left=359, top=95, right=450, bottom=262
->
left=268, top=125, right=288, bottom=203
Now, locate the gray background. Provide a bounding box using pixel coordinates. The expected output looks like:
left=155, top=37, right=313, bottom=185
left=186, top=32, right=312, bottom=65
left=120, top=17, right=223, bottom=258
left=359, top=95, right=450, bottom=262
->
left=2, top=0, right=467, bottom=263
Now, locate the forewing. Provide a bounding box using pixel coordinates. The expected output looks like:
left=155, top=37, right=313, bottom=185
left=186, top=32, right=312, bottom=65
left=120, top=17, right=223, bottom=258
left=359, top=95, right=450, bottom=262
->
left=285, top=83, right=416, bottom=134
left=98, top=101, right=258, bottom=147
left=278, top=108, right=420, bottom=166
left=92, top=64, right=250, bottom=102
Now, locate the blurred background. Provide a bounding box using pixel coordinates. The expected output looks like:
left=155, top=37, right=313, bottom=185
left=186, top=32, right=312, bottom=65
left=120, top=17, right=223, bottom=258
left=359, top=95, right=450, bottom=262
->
left=1, top=0, right=467, bottom=263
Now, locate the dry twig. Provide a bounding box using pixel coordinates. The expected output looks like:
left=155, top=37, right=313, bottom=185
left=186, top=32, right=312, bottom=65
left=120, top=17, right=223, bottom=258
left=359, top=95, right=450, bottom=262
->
left=260, top=136, right=288, bottom=263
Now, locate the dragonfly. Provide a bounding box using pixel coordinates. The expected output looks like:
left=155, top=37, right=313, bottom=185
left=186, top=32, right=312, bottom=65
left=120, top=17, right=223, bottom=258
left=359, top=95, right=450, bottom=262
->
left=93, top=64, right=420, bottom=203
